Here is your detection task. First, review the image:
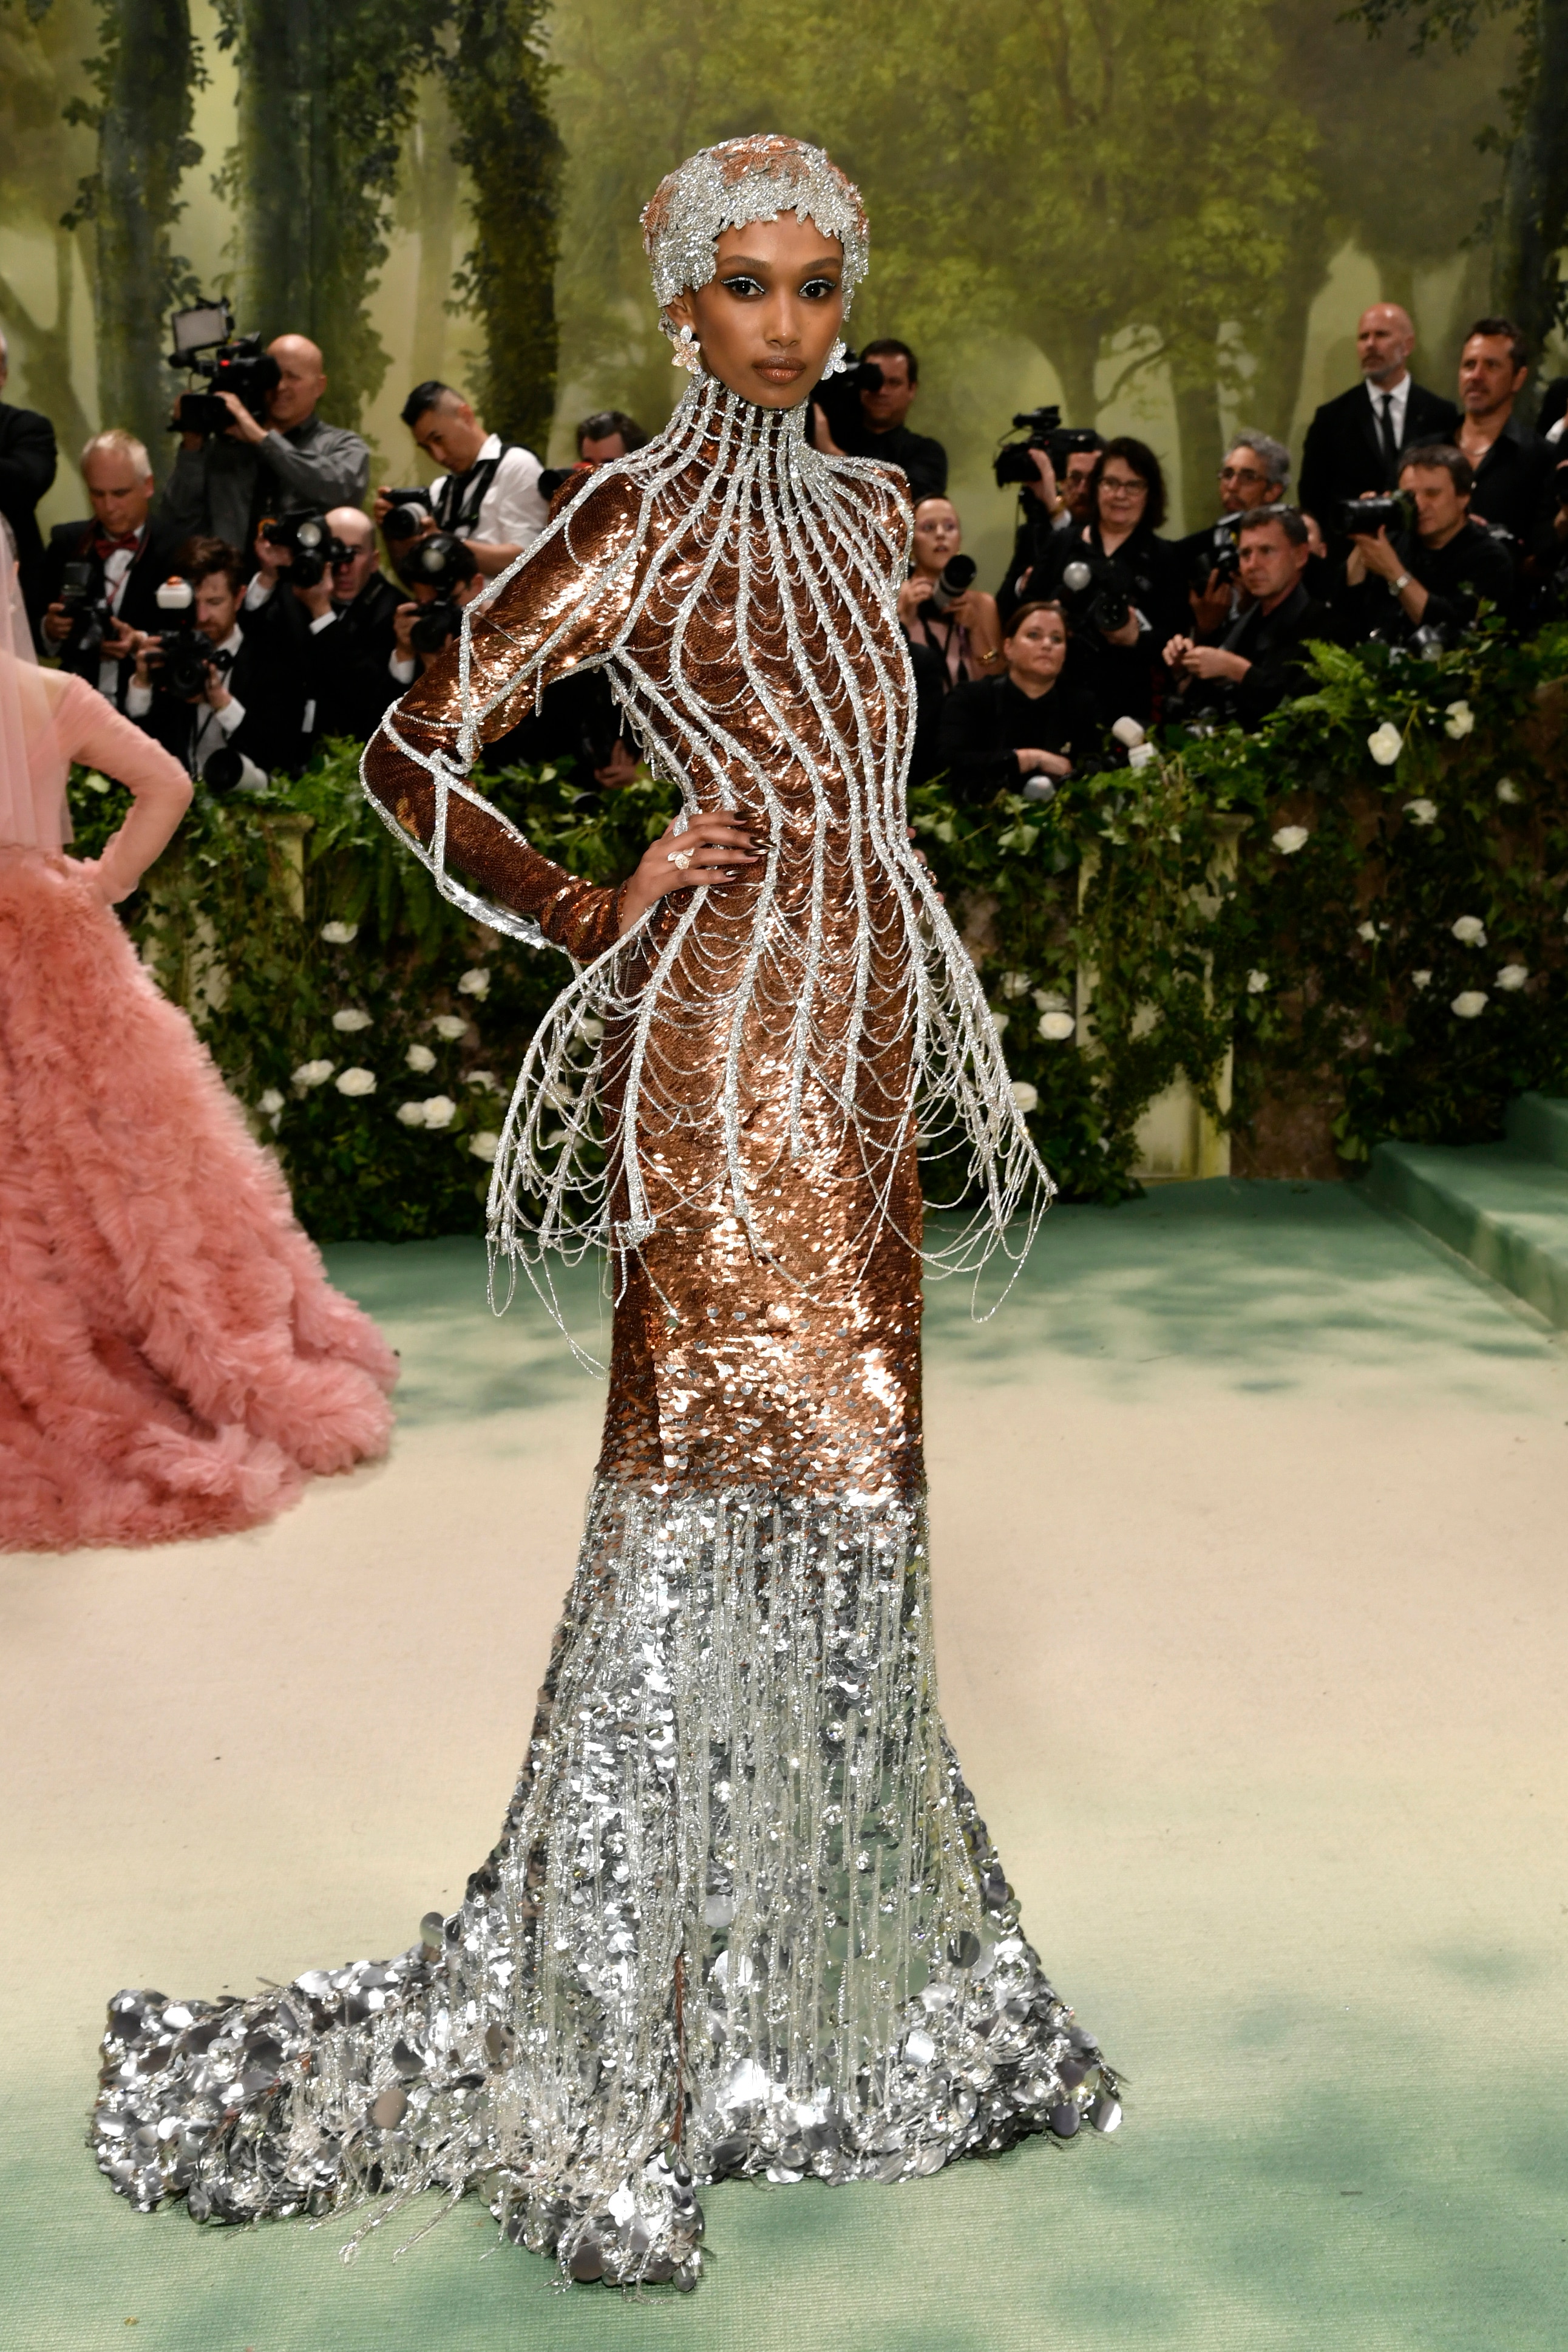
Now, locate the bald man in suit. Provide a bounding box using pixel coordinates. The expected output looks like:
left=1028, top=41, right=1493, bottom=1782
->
left=1298, top=304, right=1458, bottom=531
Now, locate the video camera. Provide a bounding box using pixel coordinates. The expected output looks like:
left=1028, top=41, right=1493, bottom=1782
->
left=396, top=532, right=478, bottom=658
left=148, top=576, right=231, bottom=699
left=1335, top=491, right=1414, bottom=541
left=167, top=301, right=280, bottom=437
left=257, top=509, right=353, bottom=588
left=810, top=348, right=887, bottom=449
left=381, top=486, right=435, bottom=546
left=56, top=558, right=112, bottom=673
left=993, top=407, right=1062, bottom=490
left=1059, top=554, right=1130, bottom=637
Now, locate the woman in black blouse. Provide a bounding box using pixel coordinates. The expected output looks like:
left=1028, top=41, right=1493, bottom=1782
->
left=1031, top=435, right=1184, bottom=728
left=938, top=600, right=1101, bottom=805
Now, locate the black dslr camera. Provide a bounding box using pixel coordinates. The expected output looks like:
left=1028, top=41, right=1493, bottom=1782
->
left=1335, top=491, right=1413, bottom=540
left=148, top=577, right=231, bottom=699
left=1059, top=554, right=1130, bottom=637
left=397, top=532, right=477, bottom=657
left=56, top=558, right=112, bottom=673
left=809, top=349, right=886, bottom=449
left=915, top=554, right=976, bottom=621
left=257, top=509, right=353, bottom=588
left=167, top=300, right=280, bottom=437
left=1190, top=512, right=1246, bottom=590
left=993, top=406, right=1062, bottom=489
left=381, top=486, right=435, bottom=545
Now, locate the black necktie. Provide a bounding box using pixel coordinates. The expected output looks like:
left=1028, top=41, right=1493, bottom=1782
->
left=1377, top=393, right=1398, bottom=483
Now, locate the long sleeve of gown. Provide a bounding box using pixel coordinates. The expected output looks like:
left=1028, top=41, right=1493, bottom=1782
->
left=56, top=674, right=193, bottom=901
left=362, top=471, right=647, bottom=963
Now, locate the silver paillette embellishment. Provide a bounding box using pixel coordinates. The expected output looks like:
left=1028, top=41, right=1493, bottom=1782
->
left=641, top=135, right=871, bottom=342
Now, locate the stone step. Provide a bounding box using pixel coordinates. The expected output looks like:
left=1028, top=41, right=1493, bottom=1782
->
left=1506, top=1092, right=1568, bottom=1172
left=1368, top=1137, right=1568, bottom=1328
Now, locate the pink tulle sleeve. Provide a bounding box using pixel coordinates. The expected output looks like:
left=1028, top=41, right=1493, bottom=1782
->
left=58, top=675, right=194, bottom=902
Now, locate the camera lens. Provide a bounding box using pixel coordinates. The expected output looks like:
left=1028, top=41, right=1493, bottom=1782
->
left=1062, top=561, right=1092, bottom=594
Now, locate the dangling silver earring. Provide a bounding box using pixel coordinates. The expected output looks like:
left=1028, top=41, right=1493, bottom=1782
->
left=671, top=323, right=702, bottom=374
left=820, top=338, right=849, bottom=378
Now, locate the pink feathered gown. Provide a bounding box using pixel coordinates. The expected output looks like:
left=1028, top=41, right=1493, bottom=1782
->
left=0, top=660, right=397, bottom=1551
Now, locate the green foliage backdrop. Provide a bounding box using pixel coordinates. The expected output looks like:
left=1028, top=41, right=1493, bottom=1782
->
left=67, top=631, right=1568, bottom=1243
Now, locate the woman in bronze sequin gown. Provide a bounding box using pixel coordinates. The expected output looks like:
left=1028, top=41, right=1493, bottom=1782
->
left=91, top=138, right=1119, bottom=2290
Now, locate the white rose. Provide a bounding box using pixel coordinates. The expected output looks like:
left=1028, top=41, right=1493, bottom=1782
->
left=258, top=1087, right=284, bottom=1116
left=457, top=967, right=491, bottom=999
left=432, top=1014, right=469, bottom=1041
left=1110, top=716, right=1146, bottom=748
left=1442, top=701, right=1475, bottom=739
left=1496, top=777, right=1521, bottom=804
left=466, top=1070, right=499, bottom=1091
left=1450, top=916, right=1487, bottom=946
left=405, top=1042, right=436, bottom=1073
left=540, top=1079, right=577, bottom=1109
left=579, top=1018, right=605, bottom=1042
left=331, top=1007, right=373, bottom=1033
left=293, top=1059, right=335, bottom=1088
left=1038, top=1010, right=1076, bottom=1042
left=1271, top=825, right=1309, bottom=855
left=1009, top=1080, right=1039, bottom=1113
left=319, top=920, right=359, bottom=945
left=1496, top=963, right=1529, bottom=991
left=469, top=1130, right=501, bottom=1163
left=396, top=1100, right=427, bottom=1127
left=1403, top=798, right=1437, bottom=826
left=1125, top=741, right=1156, bottom=771
left=1450, top=991, right=1488, bottom=1020
left=1033, top=988, right=1070, bottom=1013
left=989, top=1009, right=1010, bottom=1036
left=1411, top=970, right=1432, bottom=989
left=335, top=1066, right=376, bottom=1096
left=999, top=970, right=1032, bottom=1000
left=1246, top=970, right=1269, bottom=994
left=420, top=1094, right=457, bottom=1130
left=1367, top=722, right=1402, bottom=766
left=1356, top=921, right=1377, bottom=943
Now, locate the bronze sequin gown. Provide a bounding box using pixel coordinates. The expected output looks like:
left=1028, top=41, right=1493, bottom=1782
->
left=91, top=378, right=1119, bottom=2288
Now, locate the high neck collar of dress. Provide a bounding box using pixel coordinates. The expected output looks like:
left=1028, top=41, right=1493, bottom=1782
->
left=662, top=372, right=810, bottom=469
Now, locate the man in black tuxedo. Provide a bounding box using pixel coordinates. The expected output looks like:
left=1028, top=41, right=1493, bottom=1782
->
left=240, top=504, right=402, bottom=744
left=124, top=536, right=311, bottom=785
left=0, top=328, right=59, bottom=644
left=1298, top=305, right=1458, bottom=531
left=1162, top=509, right=1335, bottom=729
left=40, top=430, right=185, bottom=709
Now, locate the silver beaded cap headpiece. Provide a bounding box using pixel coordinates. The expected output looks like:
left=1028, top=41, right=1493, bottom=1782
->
left=640, top=135, right=869, bottom=340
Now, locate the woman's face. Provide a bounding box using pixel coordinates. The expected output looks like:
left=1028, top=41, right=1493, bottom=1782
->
left=1005, top=609, right=1068, bottom=687
left=666, top=214, right=845, bottom=409
left=911, top=499, right=962, bottom=576
left=1097, top=458, right=1149, bottom=531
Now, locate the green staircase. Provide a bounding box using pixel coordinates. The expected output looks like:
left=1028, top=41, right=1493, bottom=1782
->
left=1368, top=1093, right=1568, bottom=1327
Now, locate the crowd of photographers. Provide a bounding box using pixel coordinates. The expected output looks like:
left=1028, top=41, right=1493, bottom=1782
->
left=1, top=298, right=1564, bottom=809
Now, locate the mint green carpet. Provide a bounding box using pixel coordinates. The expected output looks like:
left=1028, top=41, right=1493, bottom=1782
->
left=2, top=1181, right=1564, bottom=2350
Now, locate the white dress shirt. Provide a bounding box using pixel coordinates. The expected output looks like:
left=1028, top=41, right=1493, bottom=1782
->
left=127, top=624, right=248, bottom=774
left=432, top=432, right=549, bottom=551
left=1366, top=373, right=1411, bottom=449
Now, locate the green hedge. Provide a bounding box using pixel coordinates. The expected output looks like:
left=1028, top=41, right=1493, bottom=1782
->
left=69, top=624, right=1568, bottom=1239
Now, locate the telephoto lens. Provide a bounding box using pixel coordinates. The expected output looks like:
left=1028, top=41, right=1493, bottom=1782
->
left=201, top=745, right=245, bottom=795
left=381, top=489, right=433, bottom=544
left=920, top=555, right=976, bottom=618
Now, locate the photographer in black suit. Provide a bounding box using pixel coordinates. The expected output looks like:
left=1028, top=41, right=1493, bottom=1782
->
left=124, top=536, right=310, bottom=785
left=1342, top=445, right=1515, bottom=641
left=40, top=430, right=183, bottom=708
left=810, top=340, right=948, bottom=505
left=0, top=327, right=58, bottom=644
left=241, top=505, right=402, bottom=744
left=1298, top=305, right=1458, bottom=529
left=1164, top=509, right=1334, bottom=729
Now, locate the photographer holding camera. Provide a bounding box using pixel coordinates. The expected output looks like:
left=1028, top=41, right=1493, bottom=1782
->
left=240, top=505, right=402, bottom=744
left=377, top=382, right=548, bottom=579
left=1298, top=304, right=1459, bottom=528
left=40, top=430, right=184, bottom=707
left=159, top=332, right=370, bottom=559
left=809, top=340, right=947, bottom=505
left=896, top=497, right=1003, bottom=686
left=937, top=600, right=1101, bottom=806
left=995, top=418, right=1105, bottom=620
left=1342, top=445, right=1516, bottom=642
left=124, top=537, right=310, bottom=787
left=1164, top=508, right=1333, bottom=729
left=1176, top=430, right=1291, bottom=633
left=1031, top=437, right=1184, bottom=729
left=389, top=531, right=489, bottom=683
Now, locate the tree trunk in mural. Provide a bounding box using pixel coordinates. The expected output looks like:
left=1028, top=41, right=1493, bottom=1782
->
left=224, top=0, right=447, bottom=429
left=1173, top=375, right=1225, bottom=539
left=0, top=234, right=94, bottom=467
left=67, top=0, right=202, bottom=461
left=410, top=76, right=461, bottom=392
left=446, top=0, right=562, bottom=455
left=1490, top=0, right=1568, bottom=379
